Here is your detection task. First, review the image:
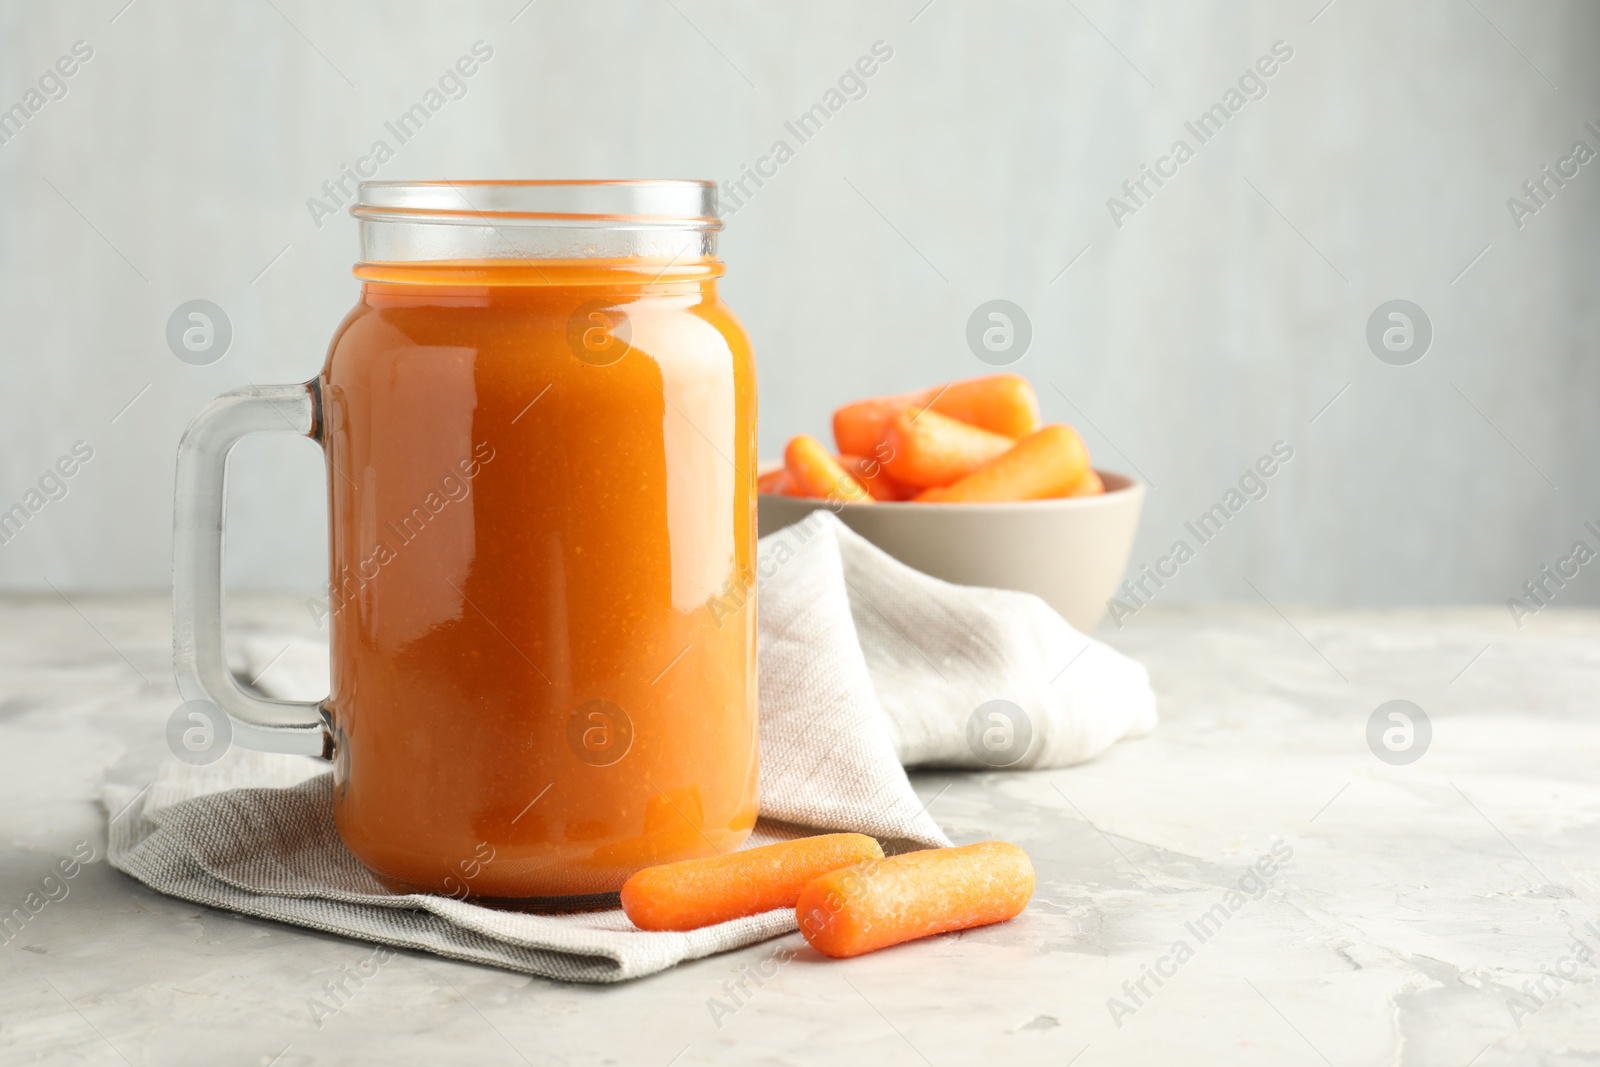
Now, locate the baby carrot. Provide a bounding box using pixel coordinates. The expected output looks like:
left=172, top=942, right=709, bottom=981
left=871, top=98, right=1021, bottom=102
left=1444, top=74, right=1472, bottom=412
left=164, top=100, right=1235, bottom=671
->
left=832, top=375, right=1040, bottom=457
left=1067, top=468, right=1105, bottom=497
left=832, top=388, right=936, bottom=458
left=832, top=375, right=1043, bottom=460
left=757, top=468, right=801, bottom=496
left=916, top=424, right=1090, bottom=503
left=924, top=374, right=1041, bottom=439
left=622, top=833, right=885, bottom=931
left=841, top=454, right=913, bottom=501
left=795, top=841, right=1035, bottom=958
left=882, top=409, right=1015, bottom=489
left=785, top=435, right=872, bottom=504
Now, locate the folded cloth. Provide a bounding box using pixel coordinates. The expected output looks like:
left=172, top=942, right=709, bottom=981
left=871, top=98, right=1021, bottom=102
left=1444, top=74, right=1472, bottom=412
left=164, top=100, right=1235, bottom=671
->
left=104, top=511, right=1155, bottom=982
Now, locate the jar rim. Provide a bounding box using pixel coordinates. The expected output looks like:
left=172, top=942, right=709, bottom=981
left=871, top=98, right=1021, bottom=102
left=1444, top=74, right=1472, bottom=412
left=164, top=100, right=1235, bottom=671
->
left=352, top=180, right=722, bottom=231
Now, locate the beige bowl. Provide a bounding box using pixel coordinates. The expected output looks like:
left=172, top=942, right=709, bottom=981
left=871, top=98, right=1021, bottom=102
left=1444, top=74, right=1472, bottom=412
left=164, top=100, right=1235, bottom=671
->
left=758, top=470, right=1145, bottom=633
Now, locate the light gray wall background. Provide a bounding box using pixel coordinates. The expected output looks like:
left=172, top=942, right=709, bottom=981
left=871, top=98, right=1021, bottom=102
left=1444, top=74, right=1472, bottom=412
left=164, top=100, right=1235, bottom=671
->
left=1, top=0, right=1596, bottom=612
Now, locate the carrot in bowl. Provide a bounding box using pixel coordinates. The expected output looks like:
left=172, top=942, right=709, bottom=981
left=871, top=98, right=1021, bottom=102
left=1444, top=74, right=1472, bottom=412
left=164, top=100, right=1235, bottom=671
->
left=1068, top=468, right=1105, bottom=497
left=832, top=375, right=1041, bottom=457
left=622, top=833, right=885, bottom=931
left=841, top=454, right=914, bottom=501
left=832, top=387, right=936, bottom=458
left=924, top=374, right=1040, bottom=439
left=917, top=424, right=1090, bottom=503
left=795, top=840, right=1035, bottom=958
left=882, top=409, right=1015, bottom=489
left=785, top=434, right=872, bottom=503
left=757, top=468, right=806, bottom=497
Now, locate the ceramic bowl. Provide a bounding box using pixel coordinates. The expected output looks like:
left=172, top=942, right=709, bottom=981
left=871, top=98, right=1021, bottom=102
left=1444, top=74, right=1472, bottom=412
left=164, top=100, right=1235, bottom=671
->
left=757, top=470, right=1145, bottom=632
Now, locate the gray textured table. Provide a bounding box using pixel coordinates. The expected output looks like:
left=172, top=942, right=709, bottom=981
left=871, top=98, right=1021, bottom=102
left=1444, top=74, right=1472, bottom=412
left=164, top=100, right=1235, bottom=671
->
left=2, top=595, right=1596, bottom=1066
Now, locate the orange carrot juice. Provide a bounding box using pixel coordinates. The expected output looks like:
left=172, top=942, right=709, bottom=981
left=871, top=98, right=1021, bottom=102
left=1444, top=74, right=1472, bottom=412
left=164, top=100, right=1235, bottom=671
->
left=319, top=258, right=758, bottom=900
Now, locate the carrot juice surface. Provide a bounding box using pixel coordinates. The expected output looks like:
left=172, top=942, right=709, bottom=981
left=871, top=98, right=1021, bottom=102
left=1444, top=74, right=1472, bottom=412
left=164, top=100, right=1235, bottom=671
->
left=319, top=257, right=758, bottom=900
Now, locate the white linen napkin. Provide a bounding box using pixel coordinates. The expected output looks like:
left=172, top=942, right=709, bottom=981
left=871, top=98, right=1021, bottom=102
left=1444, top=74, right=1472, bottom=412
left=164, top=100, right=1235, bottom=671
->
left=104, top=511, right=1155, bottom=982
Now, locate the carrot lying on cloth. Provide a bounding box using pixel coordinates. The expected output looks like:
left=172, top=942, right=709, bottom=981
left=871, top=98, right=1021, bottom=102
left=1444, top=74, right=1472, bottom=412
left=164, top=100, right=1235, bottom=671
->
left=882, top=409, right=1015, bottom=489
left=785, top=435, right=872, bottom=503
left=795, top=841, right=1035, bottom=958
left=621, top=833, right=885, bottom=931
left=917, top=424, right=1090, bottom=503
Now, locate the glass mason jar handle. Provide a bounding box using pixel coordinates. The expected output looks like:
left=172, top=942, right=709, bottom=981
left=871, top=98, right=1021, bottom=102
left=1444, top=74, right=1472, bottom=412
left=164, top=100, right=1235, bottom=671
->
left=172, top=382, right=334, bottom=759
